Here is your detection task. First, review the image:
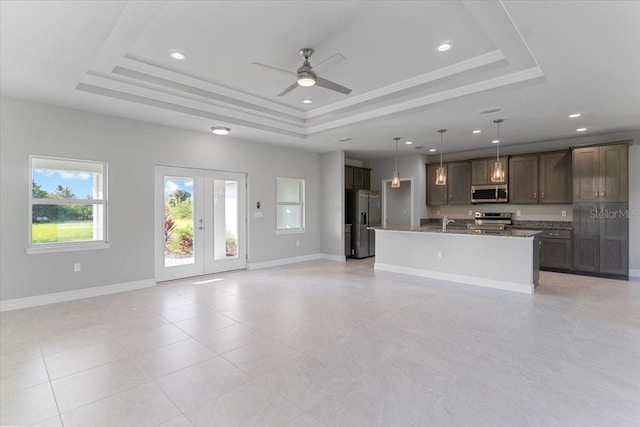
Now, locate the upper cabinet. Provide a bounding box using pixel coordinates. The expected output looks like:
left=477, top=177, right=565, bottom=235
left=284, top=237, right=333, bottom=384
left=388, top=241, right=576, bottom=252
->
left=539, top=151, right=572, bottom=203
left=426, top=162, right=471, bottom=205
left=573, top=144, right=628, bottom=203
left=471, top=157, right=508, bottom=185
left=345, top=165, right=371, bottom=190
left=509, top=155, right=539, bottom=204
left=509, top=151, right=572, bottom=204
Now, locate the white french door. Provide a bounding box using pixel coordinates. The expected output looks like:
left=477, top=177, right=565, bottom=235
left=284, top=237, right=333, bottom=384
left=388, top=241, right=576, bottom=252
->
left=155, top=166, right=246, bottom=282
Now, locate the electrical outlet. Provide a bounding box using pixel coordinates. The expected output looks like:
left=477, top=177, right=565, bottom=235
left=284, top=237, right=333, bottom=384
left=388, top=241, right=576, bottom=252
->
left=468, top=210, right=473, bottom=216
left=73, top=263, right=81, bottom=273
left=561, top=210, right=567, bottom=217
left=516, top=210, right=522, bottom=217
left=438, top=251, right=443, bottom=259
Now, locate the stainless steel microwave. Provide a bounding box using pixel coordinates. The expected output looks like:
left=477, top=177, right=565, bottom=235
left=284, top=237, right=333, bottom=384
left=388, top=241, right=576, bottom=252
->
left=471, top=184, right=508, bottom=203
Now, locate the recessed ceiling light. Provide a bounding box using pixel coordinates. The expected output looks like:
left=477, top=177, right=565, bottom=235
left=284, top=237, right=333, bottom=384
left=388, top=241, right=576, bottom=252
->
left=576, top=127, right=588, bottom=132
left=169, top=50, right=187, bottom=61
left=437, top=41, right=454, bottom=52
left=472, top=129, right=482, bottom=134
left=492, top=139, right=500, bottom=144
left=569, top=113, right=582, bottom=118
left=405, top=141, right=413, bottom=145
left=429, top=148, right=437, bottom=152
left=211, top=126, right=230, bottom=135
left=302, top=99, right=313, bottom=104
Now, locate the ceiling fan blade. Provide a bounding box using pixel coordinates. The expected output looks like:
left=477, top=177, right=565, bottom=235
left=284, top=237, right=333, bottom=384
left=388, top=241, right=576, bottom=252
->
left=315, top=77, right=352, bottom=95
left=311, top=52, right=345, bottom=71
left=278, top=82, right=299, bottom=97
left=252, top=62, right=296, bottom=76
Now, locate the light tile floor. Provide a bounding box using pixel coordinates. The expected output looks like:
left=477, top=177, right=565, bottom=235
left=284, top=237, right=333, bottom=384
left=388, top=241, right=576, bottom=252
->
left=1, top=259, right=639, bottom=426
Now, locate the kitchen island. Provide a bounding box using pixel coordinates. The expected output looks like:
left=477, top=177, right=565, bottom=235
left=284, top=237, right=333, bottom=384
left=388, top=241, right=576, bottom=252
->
left=373, top=226, right=541, bottom=294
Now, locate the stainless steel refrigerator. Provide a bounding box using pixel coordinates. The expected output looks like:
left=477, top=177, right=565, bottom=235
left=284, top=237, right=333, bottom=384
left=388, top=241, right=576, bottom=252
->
left=345, top=190, right=380, bottom=258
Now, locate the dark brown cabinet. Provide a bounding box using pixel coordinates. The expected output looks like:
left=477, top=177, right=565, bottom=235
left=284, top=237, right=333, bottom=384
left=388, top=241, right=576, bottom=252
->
left=510, top=151, right=571, bottom=204
left=539, top=151, right=572, bottom=203
left=426, top=162, right=471, bottom=205
left=509, top=155, right=539, bottom=204
left=572, top=143, right=628, bottom=277
left=573, top=144, right=628, bottom=203
left=538, top=229, right=572, bottom=270
left=345, top=166, right=371, bottom=190
left=573, top=202, right=628, bottom=276
left=471, top=157, right=508, bottom=185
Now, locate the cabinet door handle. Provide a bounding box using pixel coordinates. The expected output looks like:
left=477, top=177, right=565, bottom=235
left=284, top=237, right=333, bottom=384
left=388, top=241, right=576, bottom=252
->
left=549, top=232, right=559, bottom=236
left=534, top=192, right=537, bottom=199
left=595, top=190, right=599, bottom=197
left=601, top=190, right=605, bottom=197
left=541, top=192, right=545, bottom=199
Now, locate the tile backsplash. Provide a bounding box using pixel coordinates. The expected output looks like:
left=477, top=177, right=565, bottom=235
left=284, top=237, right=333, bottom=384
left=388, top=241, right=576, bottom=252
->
left=426, top=203, right=573, bottom=222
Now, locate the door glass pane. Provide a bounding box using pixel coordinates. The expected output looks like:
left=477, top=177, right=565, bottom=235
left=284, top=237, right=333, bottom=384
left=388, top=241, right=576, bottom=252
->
left=214, top=179, right=238, bottom=260
left=164, top=177, right=194, bottom=267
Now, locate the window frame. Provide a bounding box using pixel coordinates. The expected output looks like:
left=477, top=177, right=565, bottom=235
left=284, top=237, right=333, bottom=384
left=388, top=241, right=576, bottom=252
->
left=275, top=177, right=305, bottom=234
left=26, top=155, right=110, bottom=254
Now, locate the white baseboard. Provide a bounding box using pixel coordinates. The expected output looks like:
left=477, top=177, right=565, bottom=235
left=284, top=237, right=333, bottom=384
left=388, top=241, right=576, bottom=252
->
left=247, top=254, right=322, bottom=270
left=0, top=279, right=156, bottom=312
left=321, top=253, right=346, bottom=262
left=374, top=262, right=535, bottom=295
left=247, top=253, right=344, bottom=270
left=630, top=269, right=640, bottom=278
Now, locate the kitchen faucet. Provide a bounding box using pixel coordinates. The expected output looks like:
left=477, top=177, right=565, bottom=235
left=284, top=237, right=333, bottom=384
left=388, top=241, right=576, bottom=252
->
left=442, top=216, right=455, bottom=231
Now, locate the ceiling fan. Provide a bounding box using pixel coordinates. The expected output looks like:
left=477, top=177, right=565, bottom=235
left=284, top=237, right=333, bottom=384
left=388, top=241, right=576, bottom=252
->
left=253, top=48, right=352, bottom=97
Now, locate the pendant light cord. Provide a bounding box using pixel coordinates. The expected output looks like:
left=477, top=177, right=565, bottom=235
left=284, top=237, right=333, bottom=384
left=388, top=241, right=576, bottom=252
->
left=496, top=121, right=500, bottom=162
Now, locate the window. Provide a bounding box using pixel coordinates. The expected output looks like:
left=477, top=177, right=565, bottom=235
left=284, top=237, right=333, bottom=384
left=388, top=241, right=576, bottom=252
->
left=28, top=156, right=108, bottom=253
left=276, top=177, right=305, bottom=232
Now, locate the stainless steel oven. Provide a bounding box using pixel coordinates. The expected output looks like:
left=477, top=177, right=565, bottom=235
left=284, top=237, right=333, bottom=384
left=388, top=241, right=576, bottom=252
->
left=471, top=184, right=508, bottom=203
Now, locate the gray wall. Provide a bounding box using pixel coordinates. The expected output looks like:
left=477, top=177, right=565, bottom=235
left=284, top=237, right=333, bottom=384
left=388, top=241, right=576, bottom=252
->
left=366, top=154, right=428, bottom=226
left=320, top=151, right=345, bottom=257
left=0, top=96, right=325, bottom=300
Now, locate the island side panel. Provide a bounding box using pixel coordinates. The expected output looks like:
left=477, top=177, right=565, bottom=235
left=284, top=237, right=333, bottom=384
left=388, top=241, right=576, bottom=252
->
left=374, top=230, right=537, bottom=294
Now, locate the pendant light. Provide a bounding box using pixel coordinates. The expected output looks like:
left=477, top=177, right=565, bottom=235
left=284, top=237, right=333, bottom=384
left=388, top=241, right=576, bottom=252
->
left=435, top=129, right=447, bottom=186
left=391, top=137, right=401, bottom=188
left=491, top=119, right=505, bottom=182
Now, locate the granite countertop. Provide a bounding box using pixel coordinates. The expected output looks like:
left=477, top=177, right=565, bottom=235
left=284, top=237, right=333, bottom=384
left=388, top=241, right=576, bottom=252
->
left=420, top=218, right=573, bottom=231
left=373, top=225, right=542, bottom=238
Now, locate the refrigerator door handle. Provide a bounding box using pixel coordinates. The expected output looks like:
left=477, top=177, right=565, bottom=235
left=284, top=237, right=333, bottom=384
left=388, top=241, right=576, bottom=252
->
left=362, top=212, right=367, bottom=225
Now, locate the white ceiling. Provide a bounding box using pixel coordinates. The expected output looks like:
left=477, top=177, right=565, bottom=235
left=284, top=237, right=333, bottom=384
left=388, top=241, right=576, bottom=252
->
left=2, top=1, right=639, bottom=160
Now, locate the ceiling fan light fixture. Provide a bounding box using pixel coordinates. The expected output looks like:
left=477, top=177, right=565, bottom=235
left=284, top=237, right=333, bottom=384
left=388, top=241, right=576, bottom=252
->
left=211, top=126, right=230, bottom=135
left=296, top=68, right=316, bottom=87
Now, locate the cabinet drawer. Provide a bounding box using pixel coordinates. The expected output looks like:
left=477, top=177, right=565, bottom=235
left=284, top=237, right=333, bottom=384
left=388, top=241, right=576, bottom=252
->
left=538, top=229, right=571, bottom=239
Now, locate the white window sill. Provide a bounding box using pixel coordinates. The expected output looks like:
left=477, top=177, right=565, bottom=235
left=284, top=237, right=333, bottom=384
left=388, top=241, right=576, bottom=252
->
left=25, top=242, right=111, bottom=255
left=275, top=229, right=305, bottom=235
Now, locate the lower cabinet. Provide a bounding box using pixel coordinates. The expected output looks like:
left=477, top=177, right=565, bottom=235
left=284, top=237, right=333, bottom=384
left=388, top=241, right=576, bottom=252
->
left=539, top=230, right=572, bottom=270
left=573, top=202, right=629, bottom=277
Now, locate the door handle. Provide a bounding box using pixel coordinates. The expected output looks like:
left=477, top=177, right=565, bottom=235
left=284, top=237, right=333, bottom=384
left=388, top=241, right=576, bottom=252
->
left=601, top=190, right=605, bottom=197
left=595, top=190, right=599, bottom=197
